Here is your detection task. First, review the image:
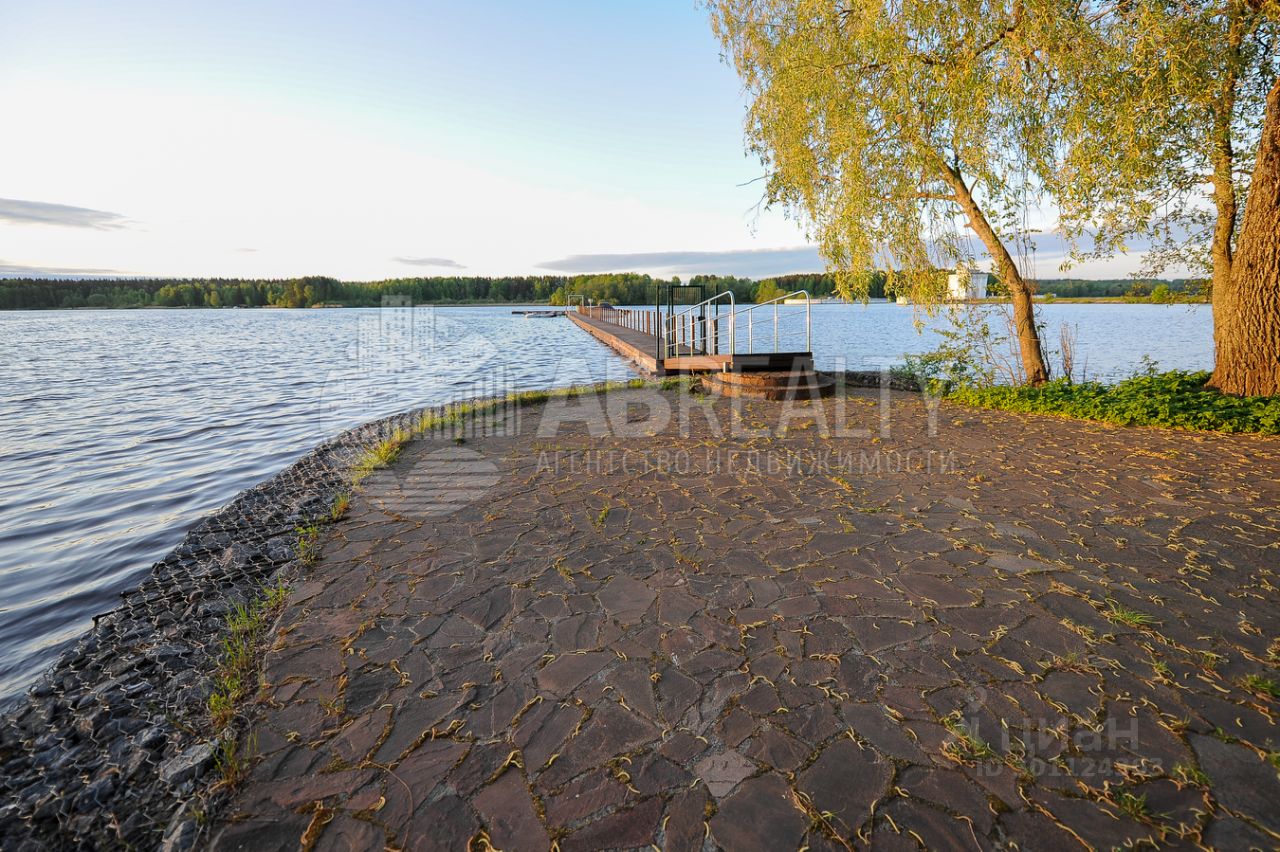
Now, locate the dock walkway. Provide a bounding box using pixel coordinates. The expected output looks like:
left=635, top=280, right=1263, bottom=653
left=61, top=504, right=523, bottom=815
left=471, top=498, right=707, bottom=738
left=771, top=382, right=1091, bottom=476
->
left=567, top=306, right=810, bottom=375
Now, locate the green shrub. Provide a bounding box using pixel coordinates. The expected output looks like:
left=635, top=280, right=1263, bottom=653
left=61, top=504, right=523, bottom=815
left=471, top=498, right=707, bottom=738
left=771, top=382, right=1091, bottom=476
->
left=902, top=306, right=1005, bottom=393
left=949, top=370, right=1280, bottom=435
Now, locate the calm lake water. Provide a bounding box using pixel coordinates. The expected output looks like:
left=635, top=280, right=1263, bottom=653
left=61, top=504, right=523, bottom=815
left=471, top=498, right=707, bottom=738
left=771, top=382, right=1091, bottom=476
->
left=0, top=302, right=1212, bottom=705
left=807, top=301, right=1213, bottom=379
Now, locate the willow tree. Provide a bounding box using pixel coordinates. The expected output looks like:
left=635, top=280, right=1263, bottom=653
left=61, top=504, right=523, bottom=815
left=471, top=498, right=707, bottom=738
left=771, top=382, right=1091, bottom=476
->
left=709, top=0, right=1059, bottom=383
left=1055, top=0, right=1279, bottom=395
left=1225, top=29, right=1280, bottom=396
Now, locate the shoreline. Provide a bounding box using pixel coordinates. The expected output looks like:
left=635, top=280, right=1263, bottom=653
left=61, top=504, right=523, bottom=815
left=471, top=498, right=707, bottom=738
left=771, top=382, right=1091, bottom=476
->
left=0, top=390, right=518, bottom=847
left=0, top=377, right=693, bottom=848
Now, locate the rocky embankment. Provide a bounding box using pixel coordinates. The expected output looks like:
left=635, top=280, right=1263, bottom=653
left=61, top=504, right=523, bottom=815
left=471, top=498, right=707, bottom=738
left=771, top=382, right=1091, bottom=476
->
left=0, top=408, right=424, bottom=850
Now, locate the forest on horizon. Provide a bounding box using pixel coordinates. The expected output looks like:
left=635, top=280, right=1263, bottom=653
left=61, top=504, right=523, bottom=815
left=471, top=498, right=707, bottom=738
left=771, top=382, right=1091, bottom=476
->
left=0, top=272, right=1206, bottom=311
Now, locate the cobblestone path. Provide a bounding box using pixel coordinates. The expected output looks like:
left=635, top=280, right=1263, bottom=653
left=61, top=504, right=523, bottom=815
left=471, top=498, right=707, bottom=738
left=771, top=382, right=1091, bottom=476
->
left=212, top=387, right=1280, bottom=850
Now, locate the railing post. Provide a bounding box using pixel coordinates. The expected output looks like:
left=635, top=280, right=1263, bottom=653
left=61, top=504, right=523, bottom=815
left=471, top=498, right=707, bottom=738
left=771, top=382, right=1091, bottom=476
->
left=806, top=296, right=811, bottom=352
left=655, top=295, right=663, bottom=368
left=774, top=301, right=779, bottom=351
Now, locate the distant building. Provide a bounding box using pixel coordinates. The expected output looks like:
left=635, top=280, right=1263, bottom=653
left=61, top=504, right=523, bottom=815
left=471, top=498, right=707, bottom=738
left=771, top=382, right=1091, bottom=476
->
left=947, top=265, right=988, bottom=301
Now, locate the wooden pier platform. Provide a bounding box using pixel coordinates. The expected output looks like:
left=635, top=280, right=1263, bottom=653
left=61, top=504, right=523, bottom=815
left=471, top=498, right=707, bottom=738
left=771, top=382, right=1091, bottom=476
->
left=567, top=308, right=811, bottom=375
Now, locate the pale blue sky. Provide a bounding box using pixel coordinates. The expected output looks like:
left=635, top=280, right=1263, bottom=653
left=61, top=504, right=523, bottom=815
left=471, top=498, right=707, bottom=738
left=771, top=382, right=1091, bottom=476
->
left=0, top=1, right=1139, bottom=279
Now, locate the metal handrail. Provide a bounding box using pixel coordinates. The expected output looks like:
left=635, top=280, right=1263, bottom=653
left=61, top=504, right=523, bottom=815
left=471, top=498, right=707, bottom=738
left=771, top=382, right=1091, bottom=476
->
left=724, top=290, right=811, bottom=354
left=662, top=291, right=735, bottom=358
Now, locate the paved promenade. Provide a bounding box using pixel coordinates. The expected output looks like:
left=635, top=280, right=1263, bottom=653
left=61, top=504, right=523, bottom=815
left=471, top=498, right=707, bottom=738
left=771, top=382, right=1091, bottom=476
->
left=213, top=386, right=1280, bottom=850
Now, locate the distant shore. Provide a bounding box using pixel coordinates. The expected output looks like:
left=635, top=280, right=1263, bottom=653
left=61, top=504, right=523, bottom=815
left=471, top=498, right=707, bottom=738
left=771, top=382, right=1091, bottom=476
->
left=26, top=300, right=559, bottom=310
left=0, top=295, right=1213, bottom=311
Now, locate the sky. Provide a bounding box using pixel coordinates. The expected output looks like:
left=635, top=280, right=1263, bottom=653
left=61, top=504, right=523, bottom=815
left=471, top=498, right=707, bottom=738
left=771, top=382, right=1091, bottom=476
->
left=0, top=1, right=1152, bottom=281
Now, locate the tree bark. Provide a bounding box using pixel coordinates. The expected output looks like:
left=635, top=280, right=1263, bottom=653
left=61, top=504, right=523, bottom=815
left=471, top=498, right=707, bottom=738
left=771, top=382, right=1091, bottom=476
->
left=1208, top=74, right=1280, bottom=397
left=1209, top=4, right=1243, bottom=316
left=941, top=165, right=1050, bottom=385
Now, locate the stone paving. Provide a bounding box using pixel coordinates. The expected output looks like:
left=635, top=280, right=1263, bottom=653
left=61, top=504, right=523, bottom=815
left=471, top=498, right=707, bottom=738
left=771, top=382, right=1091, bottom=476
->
left=211, top=386, right=1280, bottom=850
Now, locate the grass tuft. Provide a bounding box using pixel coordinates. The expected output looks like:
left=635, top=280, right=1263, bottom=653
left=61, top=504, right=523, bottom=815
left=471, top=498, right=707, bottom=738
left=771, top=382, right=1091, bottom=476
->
left=214, top=731, right=257, bottom=788
left=330, top=492, right=350, bottom=521
left=1242, top=674, right=1280, bottom=699
left=941, top=711, right=997, bottom=763
left=351, top=427, right=412, bottom=484
left=207, top=580, right=291, bottom=734
left=1104, top=599, right=1158, bottom=629
left=1114, top=791, right=1149, bottom=820
left=295, top=524, right=322, bottom=565
left=1171, top=762, right=1209, bottom=787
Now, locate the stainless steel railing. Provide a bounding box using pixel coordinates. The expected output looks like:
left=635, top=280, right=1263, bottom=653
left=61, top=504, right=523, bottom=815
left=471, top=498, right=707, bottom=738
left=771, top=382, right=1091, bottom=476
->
left=662, top=291, right=736, bottom=359
left=724, top=290, right=811, bottom=354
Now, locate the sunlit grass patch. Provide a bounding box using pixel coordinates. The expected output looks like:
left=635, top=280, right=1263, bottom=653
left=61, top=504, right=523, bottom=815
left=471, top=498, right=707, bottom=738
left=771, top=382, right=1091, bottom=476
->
left=1104, top=599, right=1158, bottom=629
left=351, top=427, right=412, bottom=484
left=1242, top=674, right=1280, bottom=699
left=295, top=524, right=323, bottom=565
left=206, top=578, right=290, bottom=731
left=204, top=577, right=292, bottom=788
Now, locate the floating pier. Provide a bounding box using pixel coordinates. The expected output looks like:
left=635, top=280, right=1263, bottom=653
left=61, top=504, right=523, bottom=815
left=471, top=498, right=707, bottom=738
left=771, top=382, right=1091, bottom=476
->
left=566, top=290, right=833, bottom=397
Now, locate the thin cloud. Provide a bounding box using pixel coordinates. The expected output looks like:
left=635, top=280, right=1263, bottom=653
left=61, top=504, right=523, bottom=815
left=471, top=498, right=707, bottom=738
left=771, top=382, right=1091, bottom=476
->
left=392, top=256, right=466, bottom=269
left=534, top=235, right=1182, bottom=281
left=0, top=198, right=129, bottom=230
left=233, top=247, right=259, bottom=254
left=536, top=247, right=824, bottom=278
left=0, top=259, right=125, bottom=278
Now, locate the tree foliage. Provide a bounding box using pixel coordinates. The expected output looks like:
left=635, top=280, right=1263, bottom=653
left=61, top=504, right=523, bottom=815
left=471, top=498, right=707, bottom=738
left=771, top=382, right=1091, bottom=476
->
left=752, top=279, right=787, bottom=302
left=1054, top=0, right=1279, bottom=285
left=708, top=0, right=1059, bottom=382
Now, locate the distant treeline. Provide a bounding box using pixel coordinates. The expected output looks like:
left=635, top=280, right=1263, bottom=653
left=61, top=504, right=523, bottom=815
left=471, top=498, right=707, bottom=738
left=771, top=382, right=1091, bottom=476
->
left=0, top=272, right=868, bottom=310
left=1035, top=278, right=1208, bottom=299
left=0, top=272, right=1201, bottom=310
left=544, top=273, right=879, bottom=305
left=0, top=275, right=575, bottom=310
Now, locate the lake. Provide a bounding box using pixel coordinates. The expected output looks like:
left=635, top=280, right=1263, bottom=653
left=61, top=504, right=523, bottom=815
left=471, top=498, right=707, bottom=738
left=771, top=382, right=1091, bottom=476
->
left=0, top=301, right=1212, bottom=705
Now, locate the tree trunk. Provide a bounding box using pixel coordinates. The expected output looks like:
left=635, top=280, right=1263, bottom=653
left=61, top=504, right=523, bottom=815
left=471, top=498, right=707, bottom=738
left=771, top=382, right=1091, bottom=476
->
left=1208, top=3, right=1242, bottom=327
left=1208, top=75, right=1280, bottom=397
left=1208, top=106, right=1237, bottom=302
left=1209, top=174, right=1236, bottom=302
left=942, top=165, right=1050, bottom=385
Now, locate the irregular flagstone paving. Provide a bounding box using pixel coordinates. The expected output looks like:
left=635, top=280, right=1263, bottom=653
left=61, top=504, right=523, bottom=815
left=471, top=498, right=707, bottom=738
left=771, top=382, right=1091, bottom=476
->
left=211, top=387, right=1280, bottom=851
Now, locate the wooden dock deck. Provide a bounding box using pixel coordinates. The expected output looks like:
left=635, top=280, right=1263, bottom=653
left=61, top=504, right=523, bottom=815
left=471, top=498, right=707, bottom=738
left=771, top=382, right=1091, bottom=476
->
left=567, top=307, right=812, bottom=375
